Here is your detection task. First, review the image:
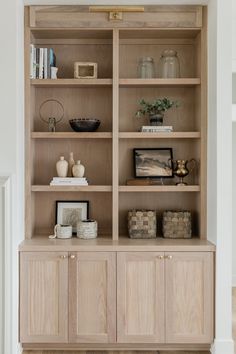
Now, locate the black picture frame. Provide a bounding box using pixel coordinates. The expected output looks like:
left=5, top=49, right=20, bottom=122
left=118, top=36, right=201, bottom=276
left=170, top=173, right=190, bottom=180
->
left=133, top=148, right=173, bottom=178
left=56, top=200, right=89, bottom=233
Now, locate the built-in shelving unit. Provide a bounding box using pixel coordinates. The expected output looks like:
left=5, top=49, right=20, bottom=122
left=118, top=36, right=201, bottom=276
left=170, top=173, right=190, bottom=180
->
left=25, top=7, right=207, bottom=242
left=20, top=6, right=215, bottom=351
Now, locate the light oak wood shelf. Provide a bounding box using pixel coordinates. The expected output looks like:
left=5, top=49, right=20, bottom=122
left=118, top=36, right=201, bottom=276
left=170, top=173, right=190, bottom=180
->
left=119, top=132, right=201, bottom=139
left=31, top=185, right=112, bottom=192
left=119, top=78, right=201, bottom=87
left=31, top=78, right=112, bottom=87
left=119, top=185, right=200, bottom=192
left=19, top=236, right=215, bottom=252
left=31, top=132, right=112, bottom=139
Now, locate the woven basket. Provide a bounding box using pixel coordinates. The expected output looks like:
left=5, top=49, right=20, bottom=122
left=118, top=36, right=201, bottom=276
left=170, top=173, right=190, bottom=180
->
left=162, top=211, right=192, bottom=239
left=128, top=210, right=156, bottom=239
left=77, top=220, right=98, bottom=239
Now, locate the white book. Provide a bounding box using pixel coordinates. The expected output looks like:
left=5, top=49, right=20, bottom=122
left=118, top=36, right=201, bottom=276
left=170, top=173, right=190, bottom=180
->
left=50, top=181, right=88, bottom=186
left=141, top=128, right=173, bottom=132
left=52, top=177, right=87, bottom=182
left=39, top=48, right=44, bottom=79
left=30, top=44, right=34, bottom=79
left=43, top=48, right=48, bottom=79
left=141, top=125, right=173, bottom=130
left=32, top=47, right=36, bottom=79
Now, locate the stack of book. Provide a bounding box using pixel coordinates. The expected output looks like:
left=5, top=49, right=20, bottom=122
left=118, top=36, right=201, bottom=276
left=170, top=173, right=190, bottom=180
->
left=140, top=126, right=173, bottom=133
left=50, top=177, right=88, bottom=186
left=30, top=44, right=56, bottom=79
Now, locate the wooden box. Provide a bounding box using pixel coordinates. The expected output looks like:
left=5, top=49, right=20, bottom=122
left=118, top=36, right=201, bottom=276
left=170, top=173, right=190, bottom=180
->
left=74, top=62, right=98, bottom=79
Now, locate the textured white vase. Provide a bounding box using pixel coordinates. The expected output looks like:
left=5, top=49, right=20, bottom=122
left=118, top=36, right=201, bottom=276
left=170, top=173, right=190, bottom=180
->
left=56, top=156, right=68, bottom=177
left=72, top=160, right=85, bottom=178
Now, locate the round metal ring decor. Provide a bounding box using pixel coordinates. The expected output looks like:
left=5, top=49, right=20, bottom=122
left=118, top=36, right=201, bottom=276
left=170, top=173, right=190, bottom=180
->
left=39, top=99, right=64, bottom=132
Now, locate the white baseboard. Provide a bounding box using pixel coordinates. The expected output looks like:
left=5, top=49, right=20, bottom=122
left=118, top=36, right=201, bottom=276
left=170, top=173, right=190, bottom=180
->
left=211, top=339, right=235, bottom=354
left=233, top=275, right=236, bottom=287
left=17, top=343, right=23, bottom=354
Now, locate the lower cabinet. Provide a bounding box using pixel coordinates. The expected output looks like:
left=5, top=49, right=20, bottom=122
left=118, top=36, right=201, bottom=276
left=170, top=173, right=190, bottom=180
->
left=117, top=252, right=214, bottom=344
left=165, top=252, right=214, bottom=343
left=20, top=252, right=68, bottom=343
left=69, top=252, right=116, bottom=343
left=117, top=252, right=165, bottom=343
left=20, top=250, right=214, bottom=345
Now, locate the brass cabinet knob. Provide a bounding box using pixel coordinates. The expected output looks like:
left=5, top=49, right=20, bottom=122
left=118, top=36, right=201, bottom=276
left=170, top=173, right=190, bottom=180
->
left=60, top=255, right=67, bottom=259
left=70, top=254, right=76, bottom=260
left=157, top=255, right=164, bottom=259
left=165, top=255, right=173, bottom=260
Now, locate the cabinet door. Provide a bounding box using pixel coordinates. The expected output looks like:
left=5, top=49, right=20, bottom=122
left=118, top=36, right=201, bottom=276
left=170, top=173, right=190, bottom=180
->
left=117, top=252, right=165, bottom=343
left=165, top=252, right=214, bottom=343
left=69, top=252, right=116, bottom=343
left=20, top=252, right=68, bottom=343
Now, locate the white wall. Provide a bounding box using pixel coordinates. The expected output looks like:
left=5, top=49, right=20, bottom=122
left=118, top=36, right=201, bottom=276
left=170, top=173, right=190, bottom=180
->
left=0, top=0, right=234, bottom=353
left=233, top=123, right=236, bottom=285
left=232, top=0, right=236, bottom=285
left=0, top=0, right=24, bottom=353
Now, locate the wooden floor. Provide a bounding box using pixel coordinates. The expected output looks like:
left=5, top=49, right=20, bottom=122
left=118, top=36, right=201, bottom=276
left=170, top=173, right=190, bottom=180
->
left=23, top=288, right=236, bottom=354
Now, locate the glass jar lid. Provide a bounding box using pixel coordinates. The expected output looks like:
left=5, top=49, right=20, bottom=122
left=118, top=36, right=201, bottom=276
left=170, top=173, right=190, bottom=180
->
left=139, top=56, right=154, bottom=62
left=161, top=50, right=177, bottom=57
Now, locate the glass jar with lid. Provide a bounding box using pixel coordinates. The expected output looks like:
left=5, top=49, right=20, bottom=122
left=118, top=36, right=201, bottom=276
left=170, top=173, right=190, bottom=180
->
left=160, top=50, right=180, bottom=78
left=138, top=57, right=155, bottom=78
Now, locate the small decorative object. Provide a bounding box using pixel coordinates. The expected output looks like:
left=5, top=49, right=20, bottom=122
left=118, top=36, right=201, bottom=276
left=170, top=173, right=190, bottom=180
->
left=74, top=62, right=98, bottom=79
left=49, top=224, right=73, bottom=239
left=160, top=50, right=180, bottom=78
left=56, top=156, right=68, bottom=177
left=72, top=160, right=85, bottom=178
left=135, top=98, right=178, bottom=126
left=51, top=66, right=58, bottom=79
left=170, top=158, right=196, bottom=185
left=39, top=98, right=64, bottom=132
left=128, top=210, right=156, bottom=239
left=138, top=57, right=155, bottom=78
left=134, top=148, right=173, bottom=178
left=56, top=201, right=89, bottom=233
left=68, top=152, right=75, bottom=177
left=69, top=118, right=101, bottom=132
left=77, top=220, right=98, bottom=239
left=163, top=211, right=192, bottom=239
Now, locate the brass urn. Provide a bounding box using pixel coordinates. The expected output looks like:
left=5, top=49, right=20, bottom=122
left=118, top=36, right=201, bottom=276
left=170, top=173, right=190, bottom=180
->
left=170, top=159, right=196, bottom=185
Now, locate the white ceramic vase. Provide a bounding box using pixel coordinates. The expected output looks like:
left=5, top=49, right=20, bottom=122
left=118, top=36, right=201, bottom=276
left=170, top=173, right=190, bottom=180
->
left=72, top=160, right=85, bottom=178
left=56, top=156, right=68, bottom=177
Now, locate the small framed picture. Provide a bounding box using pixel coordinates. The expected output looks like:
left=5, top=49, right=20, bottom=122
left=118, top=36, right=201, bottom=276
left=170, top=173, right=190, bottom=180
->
left=133, top=148, right=173, bottom=178
left=56, top=201, right=89, bottom=233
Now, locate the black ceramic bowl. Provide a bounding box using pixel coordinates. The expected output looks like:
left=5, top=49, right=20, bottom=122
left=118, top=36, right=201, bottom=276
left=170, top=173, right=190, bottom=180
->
left=69, top=118, right=101, bottom=132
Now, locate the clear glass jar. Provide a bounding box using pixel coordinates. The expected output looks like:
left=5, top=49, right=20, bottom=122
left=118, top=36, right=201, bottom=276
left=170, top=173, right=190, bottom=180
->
left=160, top=50, right=180, bottom=78
left=138, top=57, right=155, bottom=78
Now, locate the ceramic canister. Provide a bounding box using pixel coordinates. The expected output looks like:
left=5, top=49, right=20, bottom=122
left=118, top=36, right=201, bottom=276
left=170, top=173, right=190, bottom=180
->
left=49, top=224, right=73, bottom=239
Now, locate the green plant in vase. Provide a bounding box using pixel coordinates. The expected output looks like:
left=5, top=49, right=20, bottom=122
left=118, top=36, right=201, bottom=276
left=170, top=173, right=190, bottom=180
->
left=135, top=97, right=178, bottom=126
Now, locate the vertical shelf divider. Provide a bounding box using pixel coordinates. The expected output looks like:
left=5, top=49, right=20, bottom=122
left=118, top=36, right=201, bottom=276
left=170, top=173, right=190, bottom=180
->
left=200, top=9, right=207, bottom=239
left=25, top=7, right=32, bottom=239
left=112, top=29, right=119, bottom=240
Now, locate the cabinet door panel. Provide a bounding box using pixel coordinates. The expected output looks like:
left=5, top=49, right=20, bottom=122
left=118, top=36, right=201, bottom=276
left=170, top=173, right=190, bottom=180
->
left=165, top=252, right=214, bottom=343
left=20, top=252, right=68, bottom=343
left=69, top=252, right=116, bottom=343
left=117, top=252, right=165, bottom=343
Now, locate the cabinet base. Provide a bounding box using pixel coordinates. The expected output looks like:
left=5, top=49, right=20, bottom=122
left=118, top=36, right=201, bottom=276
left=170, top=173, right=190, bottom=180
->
left=22, top=343, right=212, bottom=351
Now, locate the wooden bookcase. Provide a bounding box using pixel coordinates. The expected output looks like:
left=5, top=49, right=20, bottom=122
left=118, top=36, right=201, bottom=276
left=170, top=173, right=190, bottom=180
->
left=25, top=8, right=207, bottom=242
left=20, top=6, right=215, bottom=351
